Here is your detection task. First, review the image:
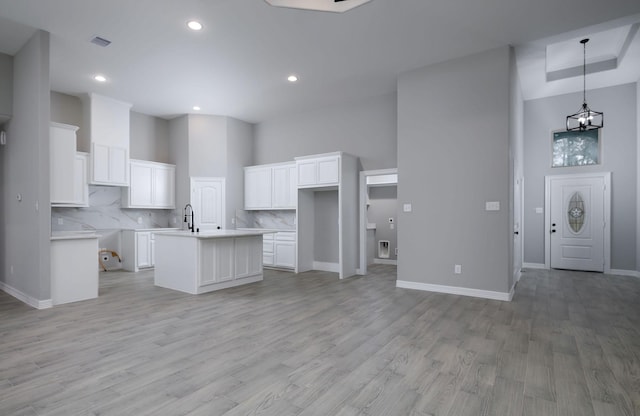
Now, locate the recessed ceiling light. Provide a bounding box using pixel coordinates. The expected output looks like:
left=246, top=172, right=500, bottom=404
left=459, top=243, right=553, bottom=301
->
left=187, top=20, right=203, bottom=31
left=287, top=75, right=298, bottom=82
left=193, top=106, right=201, bottom=111
left=94, top=74, right=107, bottom=82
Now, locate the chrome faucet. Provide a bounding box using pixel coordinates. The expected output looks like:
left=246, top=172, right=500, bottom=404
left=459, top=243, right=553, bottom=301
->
left=183, top=204, right=195, bottom=232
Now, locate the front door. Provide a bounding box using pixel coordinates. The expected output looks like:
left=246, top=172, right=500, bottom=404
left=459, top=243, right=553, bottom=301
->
left=191, top=177, right=225, bottom=231
left=546, top=173, right=609, bottom=272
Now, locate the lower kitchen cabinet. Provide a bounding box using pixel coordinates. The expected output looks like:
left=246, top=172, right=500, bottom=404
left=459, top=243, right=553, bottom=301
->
left=122, top=230, right=155, bottom=272
left=263, top=231, right=296, bottom=269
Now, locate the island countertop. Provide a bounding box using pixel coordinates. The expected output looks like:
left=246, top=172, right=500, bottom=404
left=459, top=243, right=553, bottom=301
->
left=154, top=229, right=275, bottom=239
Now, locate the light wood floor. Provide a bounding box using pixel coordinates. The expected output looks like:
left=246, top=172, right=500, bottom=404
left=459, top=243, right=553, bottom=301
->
left=1, top=265, right=639, bottom=415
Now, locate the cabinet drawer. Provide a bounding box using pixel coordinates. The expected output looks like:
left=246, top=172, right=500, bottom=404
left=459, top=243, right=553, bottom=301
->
left=263, top=240, right=274, bottom=253
left=263, top=253, right=274, bottom=266
left=275, top=232, right=296, bottom=242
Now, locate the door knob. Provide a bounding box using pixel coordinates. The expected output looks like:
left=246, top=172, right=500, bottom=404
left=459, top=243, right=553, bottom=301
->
left=551, top=229, right=556, bottom=233
left=514, top=231, right=519, bottom=235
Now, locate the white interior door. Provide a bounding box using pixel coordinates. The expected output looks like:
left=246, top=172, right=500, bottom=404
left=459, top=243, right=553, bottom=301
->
left=547, top=174, right=608, bottom=272
left=191, top=177, right=225, bottom=231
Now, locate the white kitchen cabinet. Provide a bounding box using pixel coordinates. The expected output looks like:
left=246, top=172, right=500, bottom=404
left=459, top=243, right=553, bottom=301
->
left=296, top=154, right=340, bottom=188
left=154, top=232, right=264, bottom=294
left=262, top=231, right=296, bottom=270
left=235, top=236, right=264, bottom=279
left=122, top=159, right=175, bottom=209
left=274, top=232, right=296, bottom=268
left=51, top=123, right=89, bottom=207
left=72, top=152, right=89, bottom=207
left=295, top=152, right=359, bottom=279
left=272, top=163, right=297, bottom=209
left=200, top=238, right=235, bottom=285
left=122, top=230, right=155, bottom=272
left=50, top=234, right=99, bottom=305
left=263, top=234, right=275, bottom=266
left=244, top=162, right=296, bottom=210
left=92, top=143, right=128, bottom=186
left=50, top=122, right=78, bottom=204
left=244, top=166, right=272, bottom=209
left=83, top=93, right=132, bottom=186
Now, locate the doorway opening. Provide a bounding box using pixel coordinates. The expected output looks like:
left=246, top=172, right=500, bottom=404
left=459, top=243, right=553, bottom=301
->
left=359, top=169, right=398, bottom=275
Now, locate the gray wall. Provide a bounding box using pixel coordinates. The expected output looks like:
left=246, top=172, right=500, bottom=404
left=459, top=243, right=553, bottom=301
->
left=637, top=80, right=640, bottom=273
left=130, top=111, right=170, bottom=163
left=314, top=190, right=339, bottom=263
left=253, top=92, right=397, bottom=170
left=397, top=46, right=512, bottom=294
left=170, top=114, right=254, bottom=229
left=523, top=83, right=637, bottom=271
left=50, top=91, right=86, bottom=151
left=188, top=115, right=227, bottom=178
left=226, top=118, right=254, bottom=229
left=1, top=31, right=51, bottom=301
left=169, top=115, right=190, bottom=217
left=368, top=186, right=398, bottom=260
left=51, top=91, right=171, bottom=160
left=0, top=52, right=13, bottom=118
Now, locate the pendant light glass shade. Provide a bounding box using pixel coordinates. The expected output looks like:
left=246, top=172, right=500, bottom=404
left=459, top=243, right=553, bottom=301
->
left=566, top=38, right=603, bottom=131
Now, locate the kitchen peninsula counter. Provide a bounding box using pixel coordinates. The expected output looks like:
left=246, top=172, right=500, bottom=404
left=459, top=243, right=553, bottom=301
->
left=154, top=230, right=271, bottom=294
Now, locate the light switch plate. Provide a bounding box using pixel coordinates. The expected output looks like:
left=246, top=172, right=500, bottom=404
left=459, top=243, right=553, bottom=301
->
left=485, top=201, right=500, bottom=211
left=535, top=207, right=543, bottom=214
left=403, top=203, right=412, bottom=212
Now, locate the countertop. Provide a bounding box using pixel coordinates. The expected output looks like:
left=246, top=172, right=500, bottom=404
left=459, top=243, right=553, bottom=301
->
left=236, top=228, right=296, bottom=233
left=51, top=231, right=100, bottom=241
left=154, top=229, right=275, bottom=239
left=121, top=228, right=182, bottom=232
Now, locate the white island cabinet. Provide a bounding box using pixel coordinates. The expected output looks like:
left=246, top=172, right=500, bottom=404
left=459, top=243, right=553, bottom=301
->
left=154, top=230, right=269, bottom=294
left=50, top=232, right=99, bottom=305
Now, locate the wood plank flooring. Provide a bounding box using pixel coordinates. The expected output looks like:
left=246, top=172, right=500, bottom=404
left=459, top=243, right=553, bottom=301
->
left=1, top=266, right=639, bottom=415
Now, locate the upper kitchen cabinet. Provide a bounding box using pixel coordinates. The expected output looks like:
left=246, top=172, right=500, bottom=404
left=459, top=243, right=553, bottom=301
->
left=122, top=159, right=176, bottom=209
left=244, top=162, right=296, bottom=210
left=295, top=153, right=340, bottom=188
left=82, top=93, right=132, bottom=186
left=50, top=123, right=89, bottom=207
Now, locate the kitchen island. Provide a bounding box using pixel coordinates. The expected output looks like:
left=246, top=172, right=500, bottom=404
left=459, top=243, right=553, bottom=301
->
left=154, top=230, right=271, bottom=294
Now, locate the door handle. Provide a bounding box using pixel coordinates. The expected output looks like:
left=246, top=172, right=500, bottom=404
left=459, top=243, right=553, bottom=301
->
left=551, top=229, right=556, bottom=233
left=514, top=231, right=519, bottom=235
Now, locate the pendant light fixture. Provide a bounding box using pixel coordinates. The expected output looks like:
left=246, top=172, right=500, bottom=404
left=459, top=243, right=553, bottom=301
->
left=566, top=38, right=603, bottom=131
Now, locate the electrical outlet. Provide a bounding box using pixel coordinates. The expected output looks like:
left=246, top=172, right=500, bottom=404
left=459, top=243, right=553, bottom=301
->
left=57, top=218, right=64, bottom=225
left=10, top=265, right=14, bottom=275
left=454, top=264, right=462, bottom=274
left=137, top=217, right=143, bottom=224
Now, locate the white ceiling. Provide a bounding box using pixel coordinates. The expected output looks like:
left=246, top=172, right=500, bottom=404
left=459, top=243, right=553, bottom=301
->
left=0, top=0, right=639, bottom=123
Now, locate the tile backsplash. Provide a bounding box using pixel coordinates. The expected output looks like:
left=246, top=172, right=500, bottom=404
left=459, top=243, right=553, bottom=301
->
left=235, top=210, right=296, bottom=230
left=52, top=185, right=177, bottom=232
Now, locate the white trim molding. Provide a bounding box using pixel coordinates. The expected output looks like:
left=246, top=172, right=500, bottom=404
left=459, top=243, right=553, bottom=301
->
left=396, top=280, right=514, bottom=302
left=609, top=269, right=640, bottom=278
left=0, top=282, right=53, bottom=309
left=523, top=262, right=547, bottom=269
left=313, top=261, right=340, bottom=273
left=373, top=258, right=397, bottom=266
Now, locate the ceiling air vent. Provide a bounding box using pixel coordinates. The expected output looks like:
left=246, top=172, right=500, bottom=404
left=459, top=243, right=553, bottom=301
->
left=90, top=36, right=112, bottom=47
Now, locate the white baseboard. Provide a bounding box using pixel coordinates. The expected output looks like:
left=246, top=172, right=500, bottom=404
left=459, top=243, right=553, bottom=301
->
left=373, top=258, right=397, bottom=266
left=0, top=281, right=52, bottom=309
left=523, top=262, right=546, bottom=269
left=396, top=280, right=513, bottom=302
left=609, top=269, right=640, bottom=278
left=313, top=261, right=340, bottom=273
